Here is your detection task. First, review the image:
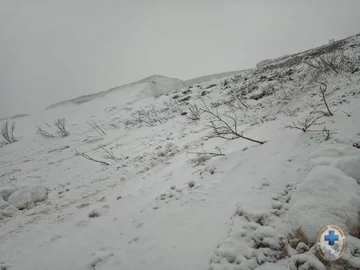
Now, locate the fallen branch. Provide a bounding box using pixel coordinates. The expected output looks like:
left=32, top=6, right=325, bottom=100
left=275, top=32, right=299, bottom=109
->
left=99, top=145, right=121, bottom=161
left=341, top=110, right=353, bottom=117
left=36, top=126, right=55, bottom=138
left=200, top=98, right=265, bottom=144
left=87, top=121, right=106, bottom=136
left=188, top=146, right=225, bottom=157
left=75, top=150, right=109, bottom=166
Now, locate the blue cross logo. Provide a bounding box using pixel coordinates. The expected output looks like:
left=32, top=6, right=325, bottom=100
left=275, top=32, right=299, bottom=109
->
left=324, top=230, right=339, bottom=245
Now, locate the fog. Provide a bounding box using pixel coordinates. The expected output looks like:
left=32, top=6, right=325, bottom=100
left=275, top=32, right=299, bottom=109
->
left=1, top=0, right=360, bottom=117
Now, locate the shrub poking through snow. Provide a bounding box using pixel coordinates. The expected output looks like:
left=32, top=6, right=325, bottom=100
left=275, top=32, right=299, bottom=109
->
left=88, top=209, right=101, bottom=218
left=286, top=114, right=324, bottom=133
left=53, top=117, right=69, bottom=137
left=353, top=142, right=360, bottom=149
left=200, top=98, right=265, bottom=144
left=128, top=105, right=171, bottom=127
left=188, top=146, right=225, bottom=167
left=187, top=103, right=201, bottom=121
left=188, top=181, right=195, bottom=188
left=304, top=50, right=358, bottom=76
left=1, top=121, right=17, bottom=145
left=289, top=254, right=326, bottom=270
left=317, top=82, right=333, bottom=116
left=163, top=97, right=181, bottom=113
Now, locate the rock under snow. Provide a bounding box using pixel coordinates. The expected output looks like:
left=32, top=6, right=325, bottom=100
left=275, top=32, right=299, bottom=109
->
left=287, top=165, right=360, bottom=243
left=7, top=185, right=49, bottom=210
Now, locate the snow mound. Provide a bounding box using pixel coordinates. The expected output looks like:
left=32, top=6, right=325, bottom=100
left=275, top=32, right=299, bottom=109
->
left=7, top=185, right=49, bottom=210
left=136, top=76, right=185, bottom=98
left=288, top=254, right=326, bottom=270
left=309, top=143, right=360, bottom=160
left=287, top=165, right=360, bottom=243
left=46, top=75, right=185, bottom=109
left=334, top=156, right=360, bottom=184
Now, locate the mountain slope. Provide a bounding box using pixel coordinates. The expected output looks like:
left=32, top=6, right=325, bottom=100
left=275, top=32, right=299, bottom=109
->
left=1, top=33, right=360, bottom=270
left=46, top=75, right=185, bottom=110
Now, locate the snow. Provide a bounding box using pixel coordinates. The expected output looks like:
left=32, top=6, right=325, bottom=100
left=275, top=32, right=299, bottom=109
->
left=1, top=33, right=360, bottom=269
left=7, top=185, right=49, bottom=210
left=287, top=165, right=360, bottom=244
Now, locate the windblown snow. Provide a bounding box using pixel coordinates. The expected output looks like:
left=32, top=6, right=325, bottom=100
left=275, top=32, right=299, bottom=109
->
left=1, top=34, right=360, bottom=270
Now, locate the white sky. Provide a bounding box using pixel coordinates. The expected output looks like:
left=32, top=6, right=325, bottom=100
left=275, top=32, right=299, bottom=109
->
left=1, top=0, right=360, bottom=117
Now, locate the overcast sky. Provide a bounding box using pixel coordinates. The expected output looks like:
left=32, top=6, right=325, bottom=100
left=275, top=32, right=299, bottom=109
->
left=1, top=0, right=360, bottom=117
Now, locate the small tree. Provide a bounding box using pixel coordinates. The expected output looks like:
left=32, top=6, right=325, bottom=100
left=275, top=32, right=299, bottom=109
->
left=54, top=118, right=69, bottom=137
left=1, top=121, right=17, bottom=144
left=200, top=99, right=265, bottom=144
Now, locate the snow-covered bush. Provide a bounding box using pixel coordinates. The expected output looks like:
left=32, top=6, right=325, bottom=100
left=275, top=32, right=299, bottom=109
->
left=1, top=121, right=17, bottom=145
left=304, top=50, right=358, bottom=76
left=54, top=117, right=69, bottom=137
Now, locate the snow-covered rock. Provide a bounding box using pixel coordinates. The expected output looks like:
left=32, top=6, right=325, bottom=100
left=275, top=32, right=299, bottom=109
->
left=287, top=166, right=360, bottom=243
left=7, top=185, right=49, bottom=210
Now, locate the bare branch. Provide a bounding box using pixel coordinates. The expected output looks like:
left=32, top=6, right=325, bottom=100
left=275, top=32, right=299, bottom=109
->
left=286, top=114, right=324, bottom=132
left=75, top=150, right=109, bottom=166
left=87, top=121, right=106, bottom=136
left=36, top=126, right=55, bottom=138
left=318, top=82, right=333, bottom=116
left=187, top=103, right=201, bottom=121
left=54, top=118, right=69, bottom=137
left=188, top=146, right=225, bottom=157
left=322, top=127, right=335, bottom=141
left=99, top=145, right=121, bottom=161
left=188, top=146, right=225, bottom=166
left=199, top=98, right=265, bottom=144
left=341, top=110, right=353, bottom=117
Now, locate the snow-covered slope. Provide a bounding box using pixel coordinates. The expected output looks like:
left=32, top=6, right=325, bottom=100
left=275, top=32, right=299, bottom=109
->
left=185, top=70, right=248, bottom=86
left=1, top=33, right=360, bottom=270
left=46, top=75, right=186, bottom=110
